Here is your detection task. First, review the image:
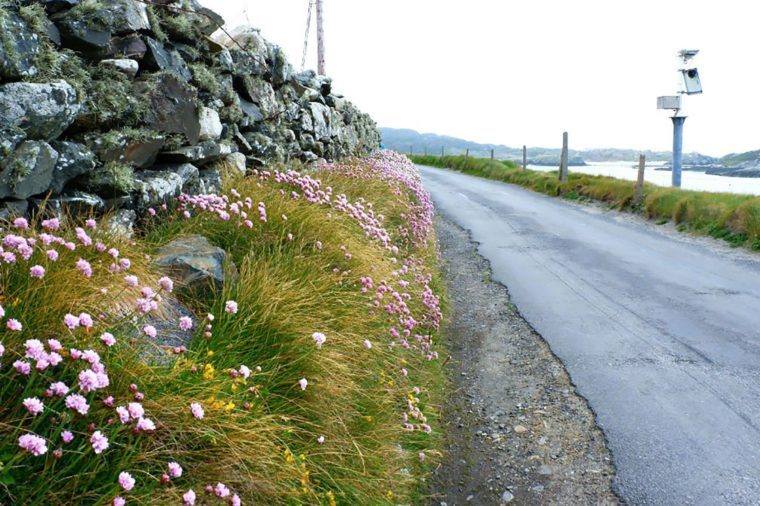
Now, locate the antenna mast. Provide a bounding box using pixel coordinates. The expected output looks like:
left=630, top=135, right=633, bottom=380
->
left=316, top=0, right=326, bottom=75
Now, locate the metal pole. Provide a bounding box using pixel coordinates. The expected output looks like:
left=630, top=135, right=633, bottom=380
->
left=671, top=117, right=686, bottom=188
left=490, top=149, right=494, bottom=161
left=559, top=132, right=569, bottom=182
left=522, top=145, right=527, bottom=170
left=316, top=0, right=326, bottom=75
left=465, top=148, right=469, bottom=160
left=441, top=146, right=444, bottom=157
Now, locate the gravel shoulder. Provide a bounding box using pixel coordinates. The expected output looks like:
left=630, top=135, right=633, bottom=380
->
left=430, top=214, right=618, bottom=505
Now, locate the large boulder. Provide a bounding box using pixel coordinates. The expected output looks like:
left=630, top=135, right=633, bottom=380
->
left=50, top=141, right=97, bottom=194
left=154, top=234, right=228, bottom=293
left=310, top=102, right=331, bottom=141
left=0, top=12, right=41, bottom=80
left=0, top=141, right=59, bottom=199
left=143, top=38, right=192, bottom=81
left=237, top=77, right=280, bottom=119
left=87, top=132, right=165, bottom=169
left=133, top=163, right=199, bottom=209
left=106, top=0, right=151, bottom=35
left=198, top=107, right=223, bottom=141
left=159, top=141, right=233, bottom=165
left=0, top=81, right=82, bottom=141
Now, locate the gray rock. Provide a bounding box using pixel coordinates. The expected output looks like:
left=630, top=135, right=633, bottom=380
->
left=50, top=141, right=97, bottom=194
left=31, top=191, right=105, bottom=217
left=139, top=73, right=201, bottom=145
left=55, top=16, right=111, bottom=58
left=0, top=13, right=41, bottom=79
left=198, top=107, right=223, bottom=141
left=133, top=163, right=199, bottom=209
left=0, top=126, right=27, bottom=158
left=238, top=77, right=280, bottom=119
left=154, top=234, right=228, bottom=293
left=159, top=141, right=233, bottom=165
left=0, top=81, right=82, bottom=141
left=99, top=58, right=139, bottom=78
left=500, top=491, right=514, bottom=503
left=108, top=34, right=148, bottom=59
left=103, top=209, right=136, bottom=238
left=0, top=141, right=59, bottom=199
left=107, top=0, right=151, bottom=35
left=239, top=99, right=264, bottom=123
left=87, top=133, right=165, bottom=169
left=0, top=200, right=30, bottom=221
left=143, top=38, right=192, bottom=81
left=224, top=153, right=247, bottom=177
left=310, top=102, right=331, bottom=141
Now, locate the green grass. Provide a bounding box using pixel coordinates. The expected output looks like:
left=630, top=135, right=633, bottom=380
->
left=411, top=154, right=760, bottom=250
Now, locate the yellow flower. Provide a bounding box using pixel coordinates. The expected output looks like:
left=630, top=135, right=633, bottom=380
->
left=203, top=363, right=215, bottom=380
left=326, top=491, right=336, bottom=506
left=206, top=350, right=215, bottom=357
left=231, top=384, right=239, bottom=393
left=224, top=401, right=235, bottom=412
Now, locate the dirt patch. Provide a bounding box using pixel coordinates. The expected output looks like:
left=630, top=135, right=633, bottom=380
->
left=430, top=215, right=618, bottom=505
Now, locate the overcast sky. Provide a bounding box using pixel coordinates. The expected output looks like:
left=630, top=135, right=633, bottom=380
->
left=201, top=1, right=760, bottom=157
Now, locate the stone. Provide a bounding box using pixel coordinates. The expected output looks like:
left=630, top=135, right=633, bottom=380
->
left=270, top=46, right=291, bottom=87
left=99, top=58, right=139, bottom=78
left=50, top=141, right=97, bottom=194
left=159, top=141, right=233, bottom=165
left=239, top=99, right=264, bottom=123
left=224, top=153, right=247, bottom=177
left=103, top=209, right=136, bottom=238
left=0, top=81, right=82, bottom=141
left=106, top=0, right=151, bottom=35
left=75, top=161, right=136, bottom=196
left=0, top=13, right=41, bottom=79
left=55, top=15, right=112, bottom=59
left=193, top=168, right=222, bottom=194
left=143, top=38, right=192, bottom=81
left=31, top=191, right=105, bottom=217
left=500, top=491, right=514, bottom=503
left=41, top=0, right=81, bottom=13
left=0, top=200, right=30, bottom=221
left=133, top=163, right=199, bottom=209
left=154, top=235, right=228, bottom=293
left=310, top=102, right=331, bottom=141
left=538, top=464, right=553, bottom=475
left=108, top=34, right=148, bottom=59
left=0, top=141, right=59, bottom=199
left=198, top=107, right=223, bottom=141
left=513, top=425, right=528, bottom=433
left=87, top=134, right=165, bottom=169
left=0, top=126, right=27, bottom=158
left=237, top=77, right=280, bottom=119
left=139, top=73, right=201, bottom=145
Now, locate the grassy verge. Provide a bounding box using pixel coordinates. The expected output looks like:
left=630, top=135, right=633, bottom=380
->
left=411, top=154, right=760, bottom=250
left=0, top=152, right=445, bottom=504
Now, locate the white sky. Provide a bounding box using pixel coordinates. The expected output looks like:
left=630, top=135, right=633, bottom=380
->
left=201, top=0, right=760, bottom=157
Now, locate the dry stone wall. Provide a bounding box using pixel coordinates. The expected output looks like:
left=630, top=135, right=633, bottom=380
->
left=0, top=0, right=380, bottom=220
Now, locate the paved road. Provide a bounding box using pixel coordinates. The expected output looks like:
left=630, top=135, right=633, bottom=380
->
left=420, top=166, right=760, bottom=505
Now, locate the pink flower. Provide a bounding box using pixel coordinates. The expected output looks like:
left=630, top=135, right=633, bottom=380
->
left=13, top=360, right=31, bottom=375
left=48, top=339, right=63, bottom=352
left=76, top=258, right=93, bottom=277
left=214, top=482, right=230, bottom=498
left=239, top=365, right=251, bottom=380
left=0, top=342, right=4, bottom=357
left=42, top=218, right=60, bottom=231
left=127, top=402, right=144, bottom=419
left=50, top=382, right=69, bottom=397
left=118, top=471, right=135, bottom=491
left=135, top=417, right=155, bottom=432
left=119, top=258, right=131, bottom=270
left=29, top=265, right=45, bottom=278
left=23, top=397, right=44, bottom=416
left=317, top=435, right=325, bottom=444
left=81, top=349, right=101, bottom=365
left=79, top=313, right=93, bottom=328
left=116, top=406, right=130, bottom=424
left=312, top=332, right=326, bottom=349
left=25, top=339, right=45, bottom=360
left=231, top=495, right=241, bottom=506
left=100, top=332, right=116, bottom=347
left=65, top=394, right=90, bottom=415
left=0, top=304, right=4, bottom=318
left=158, top=277, right=173, bottom=292
left=168, top=462, right=183, bottom=478
left=143, top=325, right=157, bottom=338
left=91, top=431, right=109, bottom=454
left=103, top=396, right=114, bottom=407
left=124, top=275, right=138, bottom=287
left=62, top=430, right=74, bottom=443
left=182, top=490, right=196, bottom=505
left=113, top=498, right=126, bottom=506
left=148, top=208, right=156, bottom=216
left=13, top=217, right=28, bottom=229
left=179, top=317, right=193, bottom=331
left=63, top=314, right=79, bottom=329
left=298, top=378, right=308, bottom=391
left=190, top=402, right=204, bottom=420
left=85, top=219, right=97, bottom=229
left=225, top=300, right=238, bottom=314
left=18, top=433, right=47, bottom=456
left=363, top=340, right=373, bottom=350
left=7, top=319, right=22, bottom=331
left=79, top=369, right=100, bottom=393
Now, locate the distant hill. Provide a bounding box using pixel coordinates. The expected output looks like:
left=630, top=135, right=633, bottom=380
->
left=380, top=127, right=716, bottom=166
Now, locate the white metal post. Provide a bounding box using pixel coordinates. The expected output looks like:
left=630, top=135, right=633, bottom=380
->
left=316, top=0, right=326, bottom=75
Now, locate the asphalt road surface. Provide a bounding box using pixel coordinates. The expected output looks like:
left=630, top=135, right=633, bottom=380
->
left=420, top=165, right=760, bottom=505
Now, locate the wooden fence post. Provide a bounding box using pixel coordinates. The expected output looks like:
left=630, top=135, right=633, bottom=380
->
left=635, top=154, right=646, bottom=205
left=465, top=148, right=469, bottom=161
left=559, top=132, right=569, bottom=182
left=522, top=145, right=527, bottom=170
left=441, top=146, right=444, bottom=157
left=491, top=149, right=494, bottom=161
